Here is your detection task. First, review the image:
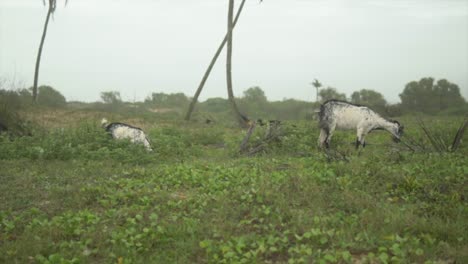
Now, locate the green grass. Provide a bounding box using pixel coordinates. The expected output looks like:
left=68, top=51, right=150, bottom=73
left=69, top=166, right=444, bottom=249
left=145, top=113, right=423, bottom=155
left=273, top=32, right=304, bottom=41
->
left=0, top=111, right=467, bottom=263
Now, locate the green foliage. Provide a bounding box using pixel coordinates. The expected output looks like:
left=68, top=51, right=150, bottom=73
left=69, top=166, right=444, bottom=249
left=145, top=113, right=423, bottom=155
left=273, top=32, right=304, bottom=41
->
left=351, top=89, right=387, bottom=113
left=0, top=114, right=466, bottom=263
left=100, top=91, right=122, bottom=104
left=385, top=103, right=404, bottom=117
left=400, top=77, right=466, bottom=114
left=0, top=88, right=34, bottom=109
left=239, top=86, right=269, bottom=118
left=319, top=87, right=347, bottom=102
left=0, top=122, right=154, bottom=164
left=437, top=103, right=468, bottom=116
left=37, top=86, right=67, bottom=107
left=242, top=86, right=268, bottom=103
left=1, top=85, right=67, bottom=109
left=0, top=89, right=35, bottom=136
left=198, top=97, right=230, bottom=114
left=0, top=90, right=24, bottom=110
left=145, top=92, right=189, bottom=108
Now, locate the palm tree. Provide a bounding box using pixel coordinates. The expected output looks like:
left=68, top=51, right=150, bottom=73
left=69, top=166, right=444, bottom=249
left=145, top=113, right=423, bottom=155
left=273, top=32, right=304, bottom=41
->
left=226, top=0, right=249, bottom=127
left=32, top=0, right=67, bottom=103
left=184, top=0, right=249, bottom=121
left=311, top=79, right=322, bottom=103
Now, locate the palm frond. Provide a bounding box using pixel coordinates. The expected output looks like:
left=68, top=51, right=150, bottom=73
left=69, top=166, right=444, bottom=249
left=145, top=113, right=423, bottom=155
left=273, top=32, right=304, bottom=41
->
left=42, top=0, right=68, bottom=14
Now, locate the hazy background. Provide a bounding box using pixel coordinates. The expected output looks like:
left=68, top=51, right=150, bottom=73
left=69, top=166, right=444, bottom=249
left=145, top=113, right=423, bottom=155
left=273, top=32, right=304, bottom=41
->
left=1, top=0, right=467, bottom=103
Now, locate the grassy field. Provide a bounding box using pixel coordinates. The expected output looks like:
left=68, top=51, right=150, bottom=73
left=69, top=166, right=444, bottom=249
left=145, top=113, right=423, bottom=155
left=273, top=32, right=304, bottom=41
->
left=0, top=109, right=467, bottom=263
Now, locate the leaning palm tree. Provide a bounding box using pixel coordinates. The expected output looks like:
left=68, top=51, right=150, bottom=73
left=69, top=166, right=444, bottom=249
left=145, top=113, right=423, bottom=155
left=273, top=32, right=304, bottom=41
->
left=185, top=0, right=250, bottom=121
left=32, top=0, right=67, bottom=103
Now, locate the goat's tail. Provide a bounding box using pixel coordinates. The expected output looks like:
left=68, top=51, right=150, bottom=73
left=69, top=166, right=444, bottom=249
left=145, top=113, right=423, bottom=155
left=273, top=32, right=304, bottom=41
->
left=318, top=103, right=326, bottom=122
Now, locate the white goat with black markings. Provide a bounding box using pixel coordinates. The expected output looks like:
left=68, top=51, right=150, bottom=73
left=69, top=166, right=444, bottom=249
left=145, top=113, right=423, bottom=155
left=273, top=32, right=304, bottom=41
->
left=101, top=118, right=153, bottom=152
left=318, top=100, right=404, bottom=149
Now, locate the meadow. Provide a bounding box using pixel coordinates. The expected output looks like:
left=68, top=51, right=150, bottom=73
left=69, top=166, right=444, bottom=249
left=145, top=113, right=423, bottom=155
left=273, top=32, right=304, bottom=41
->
left=0, top=109, right=467, bottom=263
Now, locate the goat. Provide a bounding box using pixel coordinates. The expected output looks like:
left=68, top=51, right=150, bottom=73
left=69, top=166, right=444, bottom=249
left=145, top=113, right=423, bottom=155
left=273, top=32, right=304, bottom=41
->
left=101, top=118, right=153, bottom=152
left=318, top=100, right=403, bottom=149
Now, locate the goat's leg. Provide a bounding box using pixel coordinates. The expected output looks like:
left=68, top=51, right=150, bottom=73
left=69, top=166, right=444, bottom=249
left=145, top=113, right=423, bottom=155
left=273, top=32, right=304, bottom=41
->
left=356, top=126, right=372, bottom=149
left=318, top=128, right=328, bottom=148
left=356, top=127, right=365, bottom=149
left=325, top=124, right=336, bottom=149
left=361, top=134, right=368, bottom=148
left=355, top=138, right=361, bottom=149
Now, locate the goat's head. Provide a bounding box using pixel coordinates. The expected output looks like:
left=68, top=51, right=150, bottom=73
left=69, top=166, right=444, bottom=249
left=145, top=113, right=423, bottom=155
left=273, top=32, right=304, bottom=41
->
left=101, top=118, right=109, bottom=128
left=390, top=120, right=404, bottom=142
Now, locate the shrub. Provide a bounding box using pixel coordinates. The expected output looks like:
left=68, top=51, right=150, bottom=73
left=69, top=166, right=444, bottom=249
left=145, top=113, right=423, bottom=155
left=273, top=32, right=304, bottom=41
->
left=37, top=86, right=67, bottom=107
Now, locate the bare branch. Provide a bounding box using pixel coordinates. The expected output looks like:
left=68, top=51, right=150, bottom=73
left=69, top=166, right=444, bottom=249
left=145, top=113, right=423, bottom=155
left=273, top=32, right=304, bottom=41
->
left=240, top=122, right=257, bottom=152
left=451, top=117, right=468, bottom=151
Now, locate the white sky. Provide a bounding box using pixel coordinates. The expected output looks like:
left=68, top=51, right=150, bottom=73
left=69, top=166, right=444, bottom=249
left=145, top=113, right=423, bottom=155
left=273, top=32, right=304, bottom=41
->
left=0, top=0, right=467, bottom=103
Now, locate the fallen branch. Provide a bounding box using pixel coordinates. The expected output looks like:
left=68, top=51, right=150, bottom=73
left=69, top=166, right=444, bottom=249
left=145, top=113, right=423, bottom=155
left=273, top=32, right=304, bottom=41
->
left=240, top=120, right=283, bottom=156
left=245, top=134, right=282, bottom=156
left=239, top=121, right=257, bottom=152
left=451, top=116, right=468, bottom=151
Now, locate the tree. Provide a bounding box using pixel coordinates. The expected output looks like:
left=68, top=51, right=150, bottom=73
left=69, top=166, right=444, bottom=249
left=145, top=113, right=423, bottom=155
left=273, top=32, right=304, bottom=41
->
left=32, top=0, right=68, bottom=104
left=101, top=91, right=122, bottom=104
left=433, top=79, right=465, bottom=110
left=311, top=79, right=322, bottom=102
left=36, top=85, right=66, bottom=107
left=226, top=0, right=249, bottom=127
left=1, top=85, right=65, bottom=108
left=240, top=86, right=268, bottom=118
left=351, top=89, right=387, bottom=112
left=199, top=98, right=230, bottom=113
left=399, top=77, right=466, bottom=114
left=145, top=92, right=189, bottom=108
left=319, top=87, right=346, bottom=102
left=242, top=86, right=267, bottom=103
left=185, top=0, right=251, bottom=121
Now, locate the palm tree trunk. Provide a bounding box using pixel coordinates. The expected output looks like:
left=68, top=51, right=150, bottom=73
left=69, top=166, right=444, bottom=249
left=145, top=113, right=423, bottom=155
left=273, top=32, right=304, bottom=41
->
left=185, top=0, right=247, bottom=121
left=226, top=0, right=248, bottom=127
left=33, top=6, right=53, bottom=104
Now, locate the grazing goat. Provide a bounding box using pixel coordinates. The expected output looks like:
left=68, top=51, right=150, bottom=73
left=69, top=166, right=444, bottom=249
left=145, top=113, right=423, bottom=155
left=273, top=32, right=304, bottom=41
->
left=101, top=118, right=153, bottom=151
left=318, top=100, right=403, bottom=149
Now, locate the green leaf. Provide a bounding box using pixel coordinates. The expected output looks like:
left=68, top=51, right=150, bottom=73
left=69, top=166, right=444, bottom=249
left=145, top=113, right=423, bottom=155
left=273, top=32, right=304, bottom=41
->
left=415, top=248, right=423, bottom=256
left=379, top=252, right=389, bottom=263
left=319, top=237, right=328, bottom=245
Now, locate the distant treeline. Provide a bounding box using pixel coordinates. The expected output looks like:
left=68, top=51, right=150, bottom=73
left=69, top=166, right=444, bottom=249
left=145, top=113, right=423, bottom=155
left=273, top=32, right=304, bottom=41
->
left=1, top=77, right=467, bottom=124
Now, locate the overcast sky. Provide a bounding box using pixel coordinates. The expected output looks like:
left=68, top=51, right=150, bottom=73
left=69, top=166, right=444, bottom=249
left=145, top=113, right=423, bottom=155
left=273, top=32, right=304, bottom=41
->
left=1, top=0, right=467, bottom=103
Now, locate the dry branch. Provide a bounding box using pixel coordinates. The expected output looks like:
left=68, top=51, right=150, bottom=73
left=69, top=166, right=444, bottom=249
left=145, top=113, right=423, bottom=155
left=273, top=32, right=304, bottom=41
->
left=239, top=120, right=283, bottom=156
left=451, top=117, right=468, bottom=151
left=240, top=121, right=257, bottom=152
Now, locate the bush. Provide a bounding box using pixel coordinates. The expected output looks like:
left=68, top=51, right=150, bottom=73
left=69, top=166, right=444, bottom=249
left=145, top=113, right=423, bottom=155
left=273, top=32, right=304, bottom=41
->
left=37, top=85, right=67, bottom=107
left=437, top=104, right=468, bottom=116
left=0, top=89, right=34, bottom=136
